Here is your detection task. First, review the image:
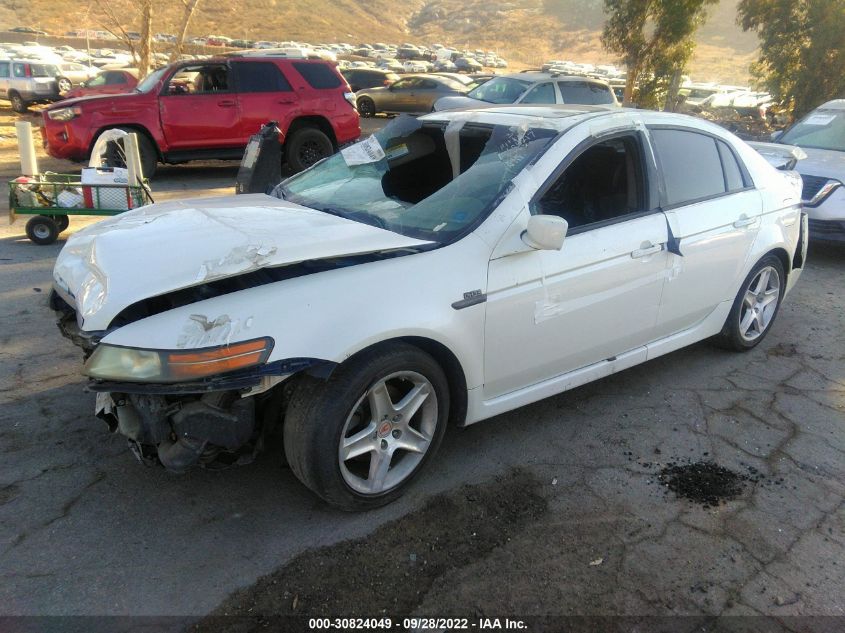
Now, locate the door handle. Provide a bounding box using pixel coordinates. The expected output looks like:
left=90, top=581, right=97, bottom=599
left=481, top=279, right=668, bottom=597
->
left=277, top=97, right=296, bottom=104
left=217, top=99, right=236, bottom=108
left=631, top=243, right=663, bottom=258
left=733, top=215, right=755, bottom=228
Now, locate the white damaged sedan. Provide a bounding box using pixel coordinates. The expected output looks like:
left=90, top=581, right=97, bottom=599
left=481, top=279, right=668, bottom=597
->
left=52, top=105, right=808, bottom=509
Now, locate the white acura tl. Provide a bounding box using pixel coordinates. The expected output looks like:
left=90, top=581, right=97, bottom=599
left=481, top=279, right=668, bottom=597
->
left=51, top=105, right=807, bottom=509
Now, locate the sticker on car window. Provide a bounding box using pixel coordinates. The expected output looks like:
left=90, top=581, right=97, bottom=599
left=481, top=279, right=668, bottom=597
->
left=341, top=135, right=385, bottom=165
left=803, top=114, right=835, bottom=126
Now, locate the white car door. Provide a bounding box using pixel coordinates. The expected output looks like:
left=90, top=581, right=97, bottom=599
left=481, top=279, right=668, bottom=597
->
left=483, top=127, right=669, bottom=399
left=647, top=126, right=762, bottom=336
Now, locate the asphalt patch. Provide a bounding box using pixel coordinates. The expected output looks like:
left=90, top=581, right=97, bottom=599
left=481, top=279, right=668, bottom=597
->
left=192, top=468, right=547, bottom=633
left=658, top=461, right=748, bottom=508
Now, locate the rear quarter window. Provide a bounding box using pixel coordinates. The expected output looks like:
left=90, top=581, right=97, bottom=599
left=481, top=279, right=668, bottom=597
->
left=292, top=62, right=342, bottom=89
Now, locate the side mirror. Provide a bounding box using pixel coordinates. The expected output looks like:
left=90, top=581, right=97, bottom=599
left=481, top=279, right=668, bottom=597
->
left=770, top=130, right=783, bottom=142
left=522, top=215, right=568, bottom=250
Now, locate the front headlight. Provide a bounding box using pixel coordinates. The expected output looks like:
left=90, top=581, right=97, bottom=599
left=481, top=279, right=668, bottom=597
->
left=48, top=106, right=82, bottom=121
left=84, top=337, right=274, bottom=383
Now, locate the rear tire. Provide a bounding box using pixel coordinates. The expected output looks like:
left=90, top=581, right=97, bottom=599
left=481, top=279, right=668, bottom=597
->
left=25, top=215, right=59, bottom=245
left=285, top=127, right=333, bottom=173
left=714, top=255, right=785, bottom=351
left=283, top=342, right=450, bottom=510
left=54, top=214, right=70, bottom=232
left=9, top=92, right=27, bottom=113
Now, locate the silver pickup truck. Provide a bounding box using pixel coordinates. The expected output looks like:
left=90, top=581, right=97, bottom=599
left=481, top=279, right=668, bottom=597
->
left=0, top=59, right=61, bottom=112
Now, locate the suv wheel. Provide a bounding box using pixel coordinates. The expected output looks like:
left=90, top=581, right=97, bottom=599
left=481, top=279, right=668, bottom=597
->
left=9, top=92, right=27, bottom=113
left=283, top=342, right=450, bottom=510
left=102, top=129, right=158, bottom=179
left=57, top=77, right=73, bottom=93
left=285, top=127, right=333, bottom=173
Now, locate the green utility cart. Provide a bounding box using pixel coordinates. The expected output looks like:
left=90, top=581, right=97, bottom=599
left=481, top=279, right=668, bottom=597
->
left=9, top=172, right=153, bottom=245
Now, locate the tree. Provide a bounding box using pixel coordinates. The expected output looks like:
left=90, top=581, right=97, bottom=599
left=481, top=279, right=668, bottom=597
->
left=171, top=0, right=203, bottom=62
left=93, top=0, right=202, bottom=78
left=738, top=0, right=845, bottom=118
left=602, top=0, right=717, bottom=108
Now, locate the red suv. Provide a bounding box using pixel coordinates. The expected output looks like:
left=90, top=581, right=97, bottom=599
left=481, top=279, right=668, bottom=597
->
left=42, top=56, right=360, bottom=176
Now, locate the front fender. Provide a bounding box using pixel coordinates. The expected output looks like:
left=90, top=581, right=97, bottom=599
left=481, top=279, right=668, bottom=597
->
left=98, top=234, right=493, bottom=390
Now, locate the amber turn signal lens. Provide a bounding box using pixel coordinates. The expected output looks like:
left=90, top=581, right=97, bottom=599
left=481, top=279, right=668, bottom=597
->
left=166, top=337, right=273, bottom=380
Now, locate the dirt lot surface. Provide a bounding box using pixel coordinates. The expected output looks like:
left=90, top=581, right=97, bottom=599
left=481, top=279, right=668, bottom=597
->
left=0, top=111, right=843, bottom=632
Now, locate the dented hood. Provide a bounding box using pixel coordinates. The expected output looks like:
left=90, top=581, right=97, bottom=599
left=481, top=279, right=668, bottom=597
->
left=53, top=193, right=433, bottom=331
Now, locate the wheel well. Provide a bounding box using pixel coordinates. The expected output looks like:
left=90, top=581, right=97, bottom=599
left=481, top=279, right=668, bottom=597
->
left=395, top=336, right=469, bottom=428
left=767, top=247, right=791, bottom=279
left=286, top=116, right=338, bottom=149
left=299, top=337, right=469, bottom=427
left=89, top=125, right=161, bottom=160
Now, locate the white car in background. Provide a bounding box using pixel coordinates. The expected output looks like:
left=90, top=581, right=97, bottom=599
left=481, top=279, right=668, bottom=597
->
left=754, top=99, right=845, bottom=242
left=56, top=62, right=99, bottom=92
left=52, top=106, right=806, bottom=510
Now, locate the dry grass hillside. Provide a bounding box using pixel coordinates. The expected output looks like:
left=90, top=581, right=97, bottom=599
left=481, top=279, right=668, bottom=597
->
left=0, top=0, right=759, bottom=84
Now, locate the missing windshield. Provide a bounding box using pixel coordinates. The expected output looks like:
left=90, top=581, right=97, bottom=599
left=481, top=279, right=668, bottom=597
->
left=274, top=115, right=557, bottom=243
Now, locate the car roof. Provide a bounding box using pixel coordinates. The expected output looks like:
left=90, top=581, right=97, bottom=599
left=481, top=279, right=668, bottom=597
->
left=421, top=104, right=614, bottom=130
left=421, top=104, right=734, bottom=135
left=497, top=71, right=611, bottom=86
left=816, top=99, right=845, bottom=111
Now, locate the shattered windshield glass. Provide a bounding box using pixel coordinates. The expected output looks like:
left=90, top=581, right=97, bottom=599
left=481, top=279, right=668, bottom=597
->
left=779, top=109, right=845, bottom=152
left=276, top=115, right=558, bottom=243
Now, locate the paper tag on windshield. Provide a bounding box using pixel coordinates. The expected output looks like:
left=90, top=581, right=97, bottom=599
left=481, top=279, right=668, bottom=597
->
left=341, top=136, right=385, bottom=165
left=804, top=114, right=835, bottom=126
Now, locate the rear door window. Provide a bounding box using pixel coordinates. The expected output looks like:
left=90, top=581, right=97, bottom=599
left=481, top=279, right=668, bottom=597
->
left=292, top=62, right=341, bottom=89
left=13, top=63, right=25, bottom=78
left=0, top=62, right=9, bottom=78
left=105, top=72, right=127, bottom=85
left=558, top=81, right=615, bottom=105
left=233, top=61, right=292, bottom=92
left=650, top=128, right=727, bottom=206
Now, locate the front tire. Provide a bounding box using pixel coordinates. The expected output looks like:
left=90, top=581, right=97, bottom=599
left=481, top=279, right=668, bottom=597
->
left=357, top=96, right=376, bottom=118
left=714, top=255, right=785, bottom=351
left=57, top=77, right=73, bottom=93
left=102, top=128, right=158, bottom=178
left=54, top=214, right=70, bottom=232
left=283, top=343, right=450, bottom=510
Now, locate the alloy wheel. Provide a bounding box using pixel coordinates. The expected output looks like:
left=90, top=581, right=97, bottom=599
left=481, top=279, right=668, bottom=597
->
left=738, top=265, right=780, bottom=341
left=338, top=370, right=438, bottom=495
left=298, top=140, right=325, bottom=168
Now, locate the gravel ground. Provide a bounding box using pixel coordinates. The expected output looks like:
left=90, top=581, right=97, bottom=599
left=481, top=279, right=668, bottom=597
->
left=0, top=113, right=842, bottom=631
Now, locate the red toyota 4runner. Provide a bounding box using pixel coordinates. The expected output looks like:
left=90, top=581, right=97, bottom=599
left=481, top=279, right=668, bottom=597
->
left=41, top=56, right=361, bottom=177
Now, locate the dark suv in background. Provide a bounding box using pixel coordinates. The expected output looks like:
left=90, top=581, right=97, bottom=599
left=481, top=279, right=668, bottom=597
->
left=42, top=56, right=360, bottom=176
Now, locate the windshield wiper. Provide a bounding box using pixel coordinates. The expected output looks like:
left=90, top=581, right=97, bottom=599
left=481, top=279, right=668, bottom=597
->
left=319, top=206, right=388, bottom=230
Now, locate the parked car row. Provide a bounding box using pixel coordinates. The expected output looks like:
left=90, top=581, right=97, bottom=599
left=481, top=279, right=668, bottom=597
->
left=351, top=70, right=619, bottom=118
